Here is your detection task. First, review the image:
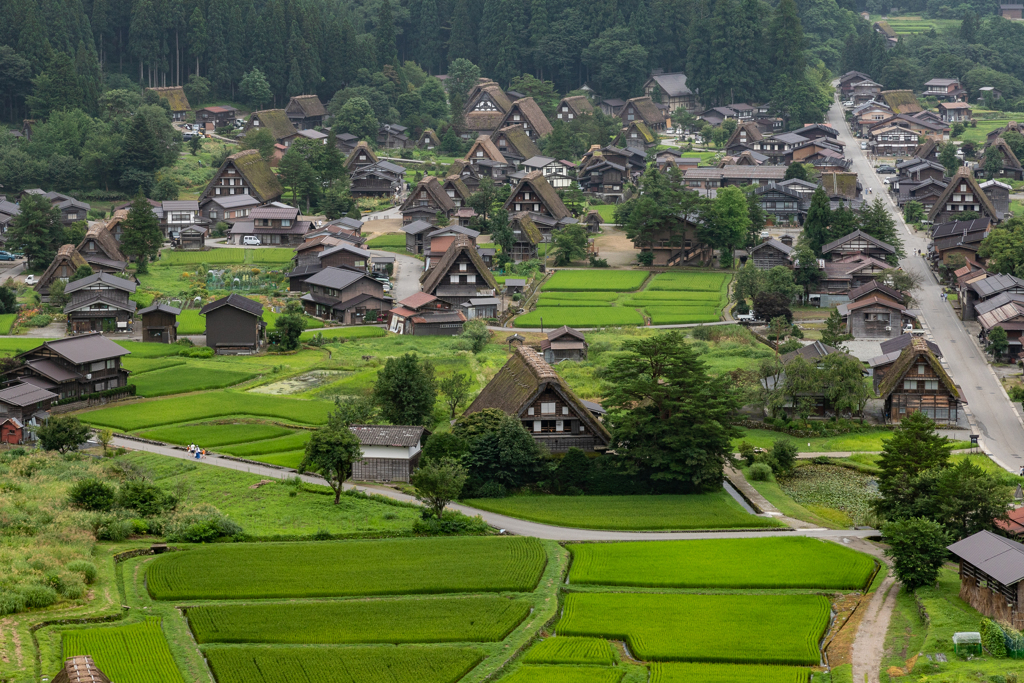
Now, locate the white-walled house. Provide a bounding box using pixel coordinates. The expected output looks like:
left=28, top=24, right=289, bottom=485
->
left=349, top=425, right=426, bottom=482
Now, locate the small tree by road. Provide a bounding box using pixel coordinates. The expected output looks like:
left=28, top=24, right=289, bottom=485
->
left=299, top=421, right=363, bottom=504
left=411, top=458, right=468, bottom=518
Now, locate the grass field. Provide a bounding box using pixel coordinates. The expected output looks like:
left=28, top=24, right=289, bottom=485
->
left=138, top=422, right=293, bottom=447
left=301, top=325, right=386, bottom=340
left=132, top=365, right=258, bottom=397
left=732, top=428, right=972, bottom=453
left=500, top=666, right=623, bottom=683
left=62, top=618, right=180, bottom=683
left=514, top=308, right=645, bottom=328
left=81, top=391, right=335, bottom=431
left=542, top=271, right=648, bottom=292
left=188, top=596, right=530, bottom=644
left=161, top=249, right=246, bottom=264
left=646, top=272, right=731, bottom=292
left=204, top=646, right=485, bottom=683
left=0, top=314, right=16, bottom=334
left=521, top=637, right=616, bottom=665
left=567, top=538, right=876, bottom=589
left=590, top=205, right=617, bottom=223
left=557, top=593, right=831, bottom=665
left=651, top=662, right=811, bottom=683
left=367, top=233, right=407, bottom=248
left=147, top=537, right=546, bottom=600
left=462, top=492, right=784, bottom=531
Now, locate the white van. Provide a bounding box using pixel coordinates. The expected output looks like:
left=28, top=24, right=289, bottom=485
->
left=860, top=141, right=868, bottom=150
left=242, top=236, right=261, bottom=246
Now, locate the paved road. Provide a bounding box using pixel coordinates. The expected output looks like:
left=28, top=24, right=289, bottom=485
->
left=827, top=100, right=1024, bottom=472
left=111, top=435, right=878, bottom=541
left=376, top=249, right=422, bottom=302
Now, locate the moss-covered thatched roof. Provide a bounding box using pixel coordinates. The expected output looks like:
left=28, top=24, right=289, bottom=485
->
left=147, top=86, right=190, bottom=112
left=249, top=109, right=298, bottom=142
left=877, top=337, right=959, bottom=400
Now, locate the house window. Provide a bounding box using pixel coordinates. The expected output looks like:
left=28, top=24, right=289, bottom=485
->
left=533, top=421, right=541, bottom=432
left=628, top=114, right=634, bottom=121
left=528, top=407, right=534, bottom=416
left=467, top=274, right=476, bottom=283
left=282, top=220, right=291, bottom=227
left=514, top=115, right=521, bottom=121
left=216, top=188, right=221, bottom=195
left=210, top=211, right=218, bottom=219
left=67, top=213, right=78, bottom=220
left=562, top=106, right=568, bottom=112
left=541, top=403, right=555, bottom=414
left=917, top=364, right=926, bottom=375
left=450, top=274, right=459, bottom=283
left=562, top=406, right=569, bottom=415
left=515, top=204, right=521, bottom=211
left=476, top=151, right=483, bottom=157
left=556, top=420, right=563, bottom=432
left=460, top=263, right=467, bottom=271
left=524, top=192, right=531, bottom=200
left=904, top=380, right=918, bottom=390
left=924, top=380, right=939, bottom=390
left=568, top=114, right=573, bottom=119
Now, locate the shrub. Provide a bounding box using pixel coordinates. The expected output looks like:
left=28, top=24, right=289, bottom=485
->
left=91, top=514, right=134, bottom=541
left=412, top=510, right=489, bottom=535
left=738, top=442, right=756, bottom=467
left=769, top=439, right=798, bottom=475
left=116, top=480, right=177, bottom=516
left=0, top=591, right=27, bottom=615
left=66, top=560, right=97, bottom=584
left=882, top=517, right=949, bottom=589
left=749, top=463, right=773, bottom=481
left=25, top=314, right=53, bottom=327
left=67, top=479, right=116, bottom=511
left=981, top=618, right=1008, bottom=657
left=163, top=504, right=244, bottom=543
left=178, top=346, right=215, bottom=358
left=19, top=584, right=58, bottom=608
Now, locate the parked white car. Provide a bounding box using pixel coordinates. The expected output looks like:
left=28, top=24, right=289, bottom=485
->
left=24, top=275, right=36, bottom=285
left=242, top=235, right=261, bottom=246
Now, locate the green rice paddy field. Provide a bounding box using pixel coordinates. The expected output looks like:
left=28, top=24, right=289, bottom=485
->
left=463, top=492, right=784, bottom=531
left=159, top=248, right=295, bottom=265
left=516, top=271, right=731, bottom=328
left=62, top=618, right=180, bottom=683
left=651, top=662, right=811, bottom=683
left=521, top=637, right=616, bottom=665
left=500, top=666, right=623, bottom=683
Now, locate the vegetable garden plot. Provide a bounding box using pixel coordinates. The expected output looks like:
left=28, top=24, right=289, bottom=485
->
left=81, top=392, right=335, bottom=431
left=147, top=537, right=547, bottom=600
left=522, top=637, right=616, bottom=665
left=132, top=365, right=257, bottom=397
left=62, top=618, right=180, bottom=683
left=646, top=272, right=731, bottom=292
left=651, top=662, right=810, bottom=683
left=188, top=596, right=530, bottom=644
left=138, top=422, right=293, bottom=447
left=204, top=645, right=485, bottom=683
left=500, top=666, right=623, bottom=683
left=514, top=308, right=644, bottom=328
left=567, top=538, right=876, bottom=590
left=542, top=271, right=648, bottom=292
left=556, top=593, right=830, bottom=665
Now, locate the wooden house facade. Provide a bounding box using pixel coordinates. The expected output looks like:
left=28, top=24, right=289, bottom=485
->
left=749, top=238, right=795, bottom=270
left=349, top=425, right=426, bottom=483
left=541, top=326, right=587, bottom=363
left=948, top=531, right=1024, bottom=630
left=34, top=245, right=88, bottom=302
left=13, top=334, right=130, bottom=401
left=928, top=169, right=1001, bottom=224
left=200, top=149, right=283, bottom=205
left=878, top=337, right=961, bottom=425
left=401, top=176, right=456, bottom=226
left=509, top=212, right=542, bottom=262
left=821, top=230, right=896, bottom=262
left=300, top=268, right=389, bottom=325
left=417, top=129, right=440, bottom=150
left=147, top=86, right=190, bottom=120
left=344, top=141, right=378, bottom=171
left=619, top=96, right=666, bottom=132
left=419, top=236, right=498, bottom=307
left=285, top=95, right=326, bottom=130
left=200, top=294, right=265, bottom=355
left=138, top=303, right=180, bottom=343
left=491, top=125, right=542, bottom=165
left=555, top=96, right=594, bottom=121
left=495, top=98, right=553, bottom=142
left=64, top=272, right=137, bottom=333
left=388, top=292, right=464, bottom=336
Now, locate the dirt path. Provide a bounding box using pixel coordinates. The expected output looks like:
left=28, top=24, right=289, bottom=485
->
left=852, top=573, right=900, bottom=683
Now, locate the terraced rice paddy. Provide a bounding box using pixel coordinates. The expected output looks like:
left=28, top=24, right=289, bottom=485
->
left=204, top=646, right=485, bottom=683
left=188, top=596, right=530, bottom=644
left=463, top=493, right=783, bottom=531
left=522, top=637, right=616, bottom=665
left=147, top=537, right=547, bottom=600
left=500, top=666, right=624, bottom=683
left=132, top=365, right=258, bottom=397
left=646, top=271, right=731, bottom=292
left=651, top=662, right=811, bottom=683
left=62, top=618, right=180, bottom=683
left=514, top=308, right=645, bottom=328
left=556, top=593, right=831, bottom=665
left=542, top=271, right=648, bottom=291
left=138, top=422, right=293, bottom=447
left=567, top=538, right=876, bottom=589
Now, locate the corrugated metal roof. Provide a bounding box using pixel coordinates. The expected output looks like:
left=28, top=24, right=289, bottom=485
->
left=349, top=424, right=425, bottom=448
left=948, top=530, right=1024, bottom=586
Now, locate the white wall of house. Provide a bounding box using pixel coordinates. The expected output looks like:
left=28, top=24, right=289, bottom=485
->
left=360, top=444, right=420, bottom=459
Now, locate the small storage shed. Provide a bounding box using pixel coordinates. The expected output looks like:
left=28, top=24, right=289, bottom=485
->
left=178, top=225, right=207, bottom=251
left=948, top=530, right=1024, bottom=629
left=584, top=210, right=603, bottom=233
left=541, top=326, right=588, bottom=363
left=199, top=294, right=266, bottom=355
left=0, top=417, right=24, bottom=444
left=349, top=424, right=426, bottom=482
left=139, top=303, right=181, bottom=343
left=504, top=278, right=527, bottom=294
left=461, top=297, right=499, bottom=320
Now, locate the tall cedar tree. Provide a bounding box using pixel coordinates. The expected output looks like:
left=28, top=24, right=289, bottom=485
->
left=7, top=194, right=63, bottom=270
left=120, top=193, right=163, bottom=274
left=802, top=187, right=832, bottom=256
left=872, top=411, right=953, bottom=521
left=375, top=0, right=397, bottom=69
left=859, top=197, right=904, bottom=263
left=373, top=353, right=437, bottom=426
left=603, top=331, right=739, bottom=492
left=768, top=0, right=805, bottom=81
left=447, top=0, right=478, bottom=64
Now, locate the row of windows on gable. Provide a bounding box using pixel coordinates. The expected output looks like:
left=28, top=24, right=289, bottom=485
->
left=215, top=187, right=249, bottom=196
left=449, top=274, right=477, bottom=283
left=530, top=420, right=585, bottom=433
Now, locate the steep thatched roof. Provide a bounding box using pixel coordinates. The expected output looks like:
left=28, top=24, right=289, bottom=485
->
left=345, top=141, right=379, bottom=169
left=286, top=95, right=327, bottom=118
left=248, top=109, right=297, bottom=142
left=443, top=175, right=472, bottom=201
left=464, top=345, right=611, bottom=446
left=402, top=176, right=455, bottom=214
left=52, top=655, right=111, bottom=683
left=927, top=167, right=999, bottom=222
left=726, top=121, right=763, bottom=148
left=511, top=212, right=542, bottom=245
left=499, top=98, right=554, bottom=137
left=147, top=86, right=190, bottom=112
left=465, top=135, right=508, bottom=165
left=617, top=121, right=655, bottom=145
left=877, top=337, right=959, bottom=401
left=35, top=244, right=87, bottom=293
left=79, top=223, right=127, bottom=263
left=561, top=95, right=594, bottom=115
left=418, top=129, right=441, bottom=147
left=881, top=90, right=922, bottom=114
left=420, top=235, right=497, bottom=293
left=494, top=125, right=542, bottom=160
left=622, top=96, right=666, bottom=126
left=991, top=137, right=1024, bottom=171
left=202, top=149, right=283, bottom=204
left=913, top=138, right=939, bottom=159
left=505, top=171, right=571, bottom=220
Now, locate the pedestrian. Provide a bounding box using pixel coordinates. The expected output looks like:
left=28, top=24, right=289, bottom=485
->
left=1019, top=465, right=1024, bottom=477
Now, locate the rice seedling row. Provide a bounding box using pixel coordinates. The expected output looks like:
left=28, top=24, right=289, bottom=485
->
left=521, top=637, right=616, bottom=665
left=161, top=249, right=246, bottom=264
left=0, top=314, right=17, bottom=334
left=542, top=271, right=648, bottom=292
left=646, top=272, right=731, bottom=292
left=219, top=431, right=311, bottom=456
left=147, top=537, right=547, bottom=600
left=534, top=300, right=617, bottom=308
left=514, top=308, right=644, bottom=328
left=62, top=618, right=180, bottom=683
left=500, top=666, right=624, bottom=683
left=556, top=593, right=830, bottom=665
left=645, top=306, right=722, bottom=324
left=188, top=596, right=529, bottom=644
left=250, top=248, right=297, bottom=263
left=651, top=662, right=811, bottom=683
left=138, top=422, right=294, bottom=447
left=204, top=645, right=485, bottom=683
left=132, top=365, right=258, bottom=397
left=300, top=326, right=387, bottom=340
left=81, top=392, right=335, bottom=431
left=536, top=292, right=619, bottom=302
left=122, top=358, right=187, bottom=375
left=567, top=538, right=876, bottom=590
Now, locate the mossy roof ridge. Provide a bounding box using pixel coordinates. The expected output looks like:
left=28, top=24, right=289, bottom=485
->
left=877, top=337, right=959, bottom=400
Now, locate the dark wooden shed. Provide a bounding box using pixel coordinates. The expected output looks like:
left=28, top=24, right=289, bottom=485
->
left=139, top=303, right=181, bottom=343
left=199, top=294, right=265, bottom=355
left=948, top=531, right=1024, bottom=629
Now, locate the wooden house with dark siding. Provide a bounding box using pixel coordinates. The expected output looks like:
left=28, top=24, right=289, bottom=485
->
left=300, top=267, right=389, bottom=324
left=344, top=141, right=378, bottom=171
left=464, top=135, right=511, bottom=181
left=244, top=109, right=298, bottom=145
left=350, top=160, right=406, bottom=198
left=555, top=96, right=594, bottom=121
left=200, top=149, right=283, bottom=205
left=509, top=212, right=542, bottom=262
left=584, top=210, right=602, bottom=234
left=615, top=121, right=656, bottom=151
left=200, top=294, right=265, bottom=355
left=13, top=333, right=130, bottom=400
left=928, top=168, right=1001, bottom=224
left=401, top=176, right=456, bottom=226
left=843, top=295, right=915, bottom=339
left=821, top=230, right=896, bottom=262
left=754, top=183, right=808, bottom=225
left=426, top=225, right=479, bottom=269
left=931, top=217, right=991, bottom=265
left=77, top=225, right=128, bottom=273
left=541, top=326, right=588, bottom=363
left=195, top=106, right=238, bottom=128
left=977, top=295, right=1024, bottom=358
left=146, top=86, right=190, bottom=120
left=986, top=137, right=1024, bottom=181
left=35, top=245, right=88, bottom=302
left=388, top=292, right=463, bottom=335
left=447, top=159, right=482, bottom=192
left=401, top=220, right=435, bottom=255
left=285, top=95, right=326, bottom=130
left=962, top=272, right=1024, bottom=321
left=504, top=171, right=574, bottom=241
left=725, top=122, right=764, bottom=154
left=643, top=72, right=699, bottom=113
left=462, top=81, right=513, bottom=135
left=199, top=193, right=259, bottom=225
left=349, top=425, right=426, bottom=483
left=750, top=238, right=795, bottom=270
left=420, top=236, right=497, bottom=307
left=63, top=272, right=137, bottom=333
left=443, top=175, right=473, bottom=208
left=638, top=222, right=711, bottom=267
left=495, top=98, right=554, bottom=142
left=491, top=125, right=542, bottom=165
left=138, top=303, right=180, bottom=343
left=619, top=96, right=666, bottom=131
left=417, top=129, right=440, bottom=150
left=464, top=345, right=611, bottom=452
left=878, top=337, right=961, bottom=425
left=0, top=381, right=56, bottom=435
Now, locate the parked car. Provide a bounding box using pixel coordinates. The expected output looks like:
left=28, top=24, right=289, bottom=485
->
left=877, top=165, right=896, bottom=174
left=860, top=141, right=868, bottom=150
left=735, top=311, right=761, bottom=322
left=242, top=236, right=261, bottom=246
left=0, top=252, right=16, bottom=261
left=24, top=275, right=36, bottom=285
left=842, top=101, right=854, bottom=107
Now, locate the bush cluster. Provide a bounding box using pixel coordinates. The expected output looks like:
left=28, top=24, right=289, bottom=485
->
left=412, top=510, right=489, bottom=535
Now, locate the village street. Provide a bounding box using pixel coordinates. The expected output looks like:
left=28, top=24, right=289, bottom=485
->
left=827, top=100, right=1024, bottom=473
